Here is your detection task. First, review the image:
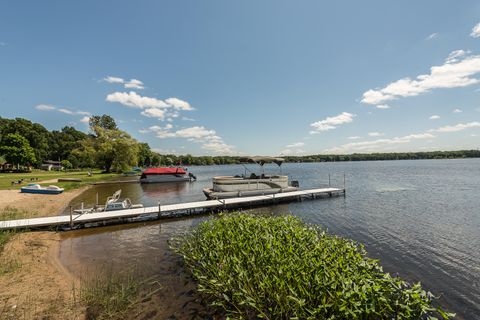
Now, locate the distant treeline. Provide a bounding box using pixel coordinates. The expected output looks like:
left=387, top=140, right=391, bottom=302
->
left=280, top=150, right=480, bottom=162
left=1, top=116, right=478, bottom=172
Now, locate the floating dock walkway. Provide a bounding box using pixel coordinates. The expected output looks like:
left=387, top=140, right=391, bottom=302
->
left=0, top=187, right=344, bottom=231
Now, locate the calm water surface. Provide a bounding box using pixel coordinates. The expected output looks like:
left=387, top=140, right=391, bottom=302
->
left=60, top=159, right=480, bottom=319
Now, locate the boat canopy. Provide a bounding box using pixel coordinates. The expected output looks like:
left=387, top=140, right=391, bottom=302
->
left=241, top=156, right=285, bottom=166
left=143, top=167, right=187, bottom=175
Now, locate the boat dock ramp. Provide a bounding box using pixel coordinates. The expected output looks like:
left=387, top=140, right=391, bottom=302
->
left=0, top=187, right=345, bottom=231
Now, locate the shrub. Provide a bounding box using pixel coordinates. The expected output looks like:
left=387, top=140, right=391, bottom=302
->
left=171, top=213, right=453, bottom=319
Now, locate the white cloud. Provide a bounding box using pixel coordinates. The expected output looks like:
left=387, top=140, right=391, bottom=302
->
left=173, top=126, right=216, bottom=139
left=104, top=76, right=145, bottom=89
left=145, top=125, right=235, bottom=154
left=429, top=115, right=440, bottom=120
left=124, top=79, right=144, bottom=90
left=453, top=108, right=463, bottom=113
left=106, top=91, right=168, bottom=109
left=324, top=132, right=435, bottom=154
left=181, top=116, right=196, bottom=121
left=165, top=97, right=193, bottom=111
left=361, top=51, right=480, bottom=105
left=57, top=108, right=91, bottom=116
left=286, top=142, right=305, bottom=148
left=429, top=121, right=480, bottom=133
left=281, top=142, right=306, bottom=155
left=426, top=33, right=438, bottom=40
left=376, top=104, right=391, bottom=109
left=310, top=112, right=355, bottom=133
left=368, top=132, right=384, bottom=137
left=141, top=108, right=166, bottom=120
left=471, top=22, right=480, bottom=38
left=348, top=136, right=361, bottom=140
left=35, top=104, right=55, bottom=111
left=104, top=76, right=124, bottom=84
left=446, top=50, right=470, bottom=64
left=58, top=108, right=74, bottom=115
left=80, top=116, right=90, bottom=123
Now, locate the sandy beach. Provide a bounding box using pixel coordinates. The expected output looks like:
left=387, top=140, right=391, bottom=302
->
left=0, top=187, right=88, bottom=319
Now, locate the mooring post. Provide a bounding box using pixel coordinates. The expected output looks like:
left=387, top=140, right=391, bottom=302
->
left=158, top=201, right=161, bottom=219
left=96, top=193, right=99, bottom=206
left=328, top=173, right=331, bottom=187
left=343, top=173, right=346, bottom=196
left=69, top=206, right=73, bottom=229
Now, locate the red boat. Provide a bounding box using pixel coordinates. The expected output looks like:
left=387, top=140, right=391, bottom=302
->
left=140, top=167, right=196, bottom=183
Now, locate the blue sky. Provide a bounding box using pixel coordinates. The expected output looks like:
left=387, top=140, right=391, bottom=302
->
left=1, top=0, right=480, bottom=155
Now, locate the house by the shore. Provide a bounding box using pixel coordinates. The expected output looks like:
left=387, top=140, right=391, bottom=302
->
left=41, top=160, right=63, bottom=171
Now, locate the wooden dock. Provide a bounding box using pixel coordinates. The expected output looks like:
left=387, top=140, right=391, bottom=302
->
left=0, top=187, right=344, bottom=231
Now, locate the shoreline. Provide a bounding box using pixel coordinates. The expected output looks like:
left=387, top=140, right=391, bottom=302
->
left=0, top=187, right=89, bottom=319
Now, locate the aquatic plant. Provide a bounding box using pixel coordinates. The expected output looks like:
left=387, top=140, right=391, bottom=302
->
left=171, top=213, right=454, bottom=319
left=79, top=266, right=161, bottom=320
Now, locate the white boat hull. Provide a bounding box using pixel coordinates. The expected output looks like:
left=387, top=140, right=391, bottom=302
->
left=203, top=186, right=298, bottom=199
left=203, top=175, right=298, bottom=199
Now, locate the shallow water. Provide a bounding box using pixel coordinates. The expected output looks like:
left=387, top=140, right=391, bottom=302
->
left=60, top=159, right=480, bottom=319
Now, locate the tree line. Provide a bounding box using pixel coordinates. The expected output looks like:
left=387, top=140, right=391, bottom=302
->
left=0, top=115, right=479, bottom=172
left=0, top=115, right=242, bottom=172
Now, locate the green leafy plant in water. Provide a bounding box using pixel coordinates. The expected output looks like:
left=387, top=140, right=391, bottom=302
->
left=170, top=213, right=455, bottom=319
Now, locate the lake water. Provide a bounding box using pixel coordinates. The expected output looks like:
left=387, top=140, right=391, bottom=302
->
left=60, top=159, right=480, bottom=319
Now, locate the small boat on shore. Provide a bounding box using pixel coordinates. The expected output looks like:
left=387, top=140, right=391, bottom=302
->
left=140, top=167, right=196, bottom=183
left=21, top=184, right=64, bottom=194
left=203, top=157, right=299, bottom=200
left=74, top=189, right=143, bottom=214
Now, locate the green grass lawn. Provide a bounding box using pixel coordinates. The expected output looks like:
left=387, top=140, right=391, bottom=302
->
left=0, top=170, right=121, bottom=191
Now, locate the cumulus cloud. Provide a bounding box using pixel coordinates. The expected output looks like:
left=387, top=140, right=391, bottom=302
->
left=324, top=132, right=435, bottom=154
left=104, top=76, right=145, bottom=89
left=35, top=104, right=55, bottom=111
left=144, top=125, right=235, bottom=154
left=105, top=92, right=196, bottom=121
left=368, top=132, right=384, bottom=137
left=124, top=79, right=144, bottom=90
left=453, top=108, right=463, bottom=113
left=361, top=51, right=480, bottom=105
left=310, top=112, right=355, bottom=133
left=471, top=22, right=480, bottom=38
left=429, top=121, right=480, bottom=133
left=165, top=97, right=193, bottom=111
left=106, top=91, right=168, bottom=109
left=429, top=115, right=440, bottom=120
left=376, top=104, right=391, bottom=109
left=141, top=108, right=166, bottom=120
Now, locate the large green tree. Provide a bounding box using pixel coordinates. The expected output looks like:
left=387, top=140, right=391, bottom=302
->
left=0, top=133, right=36, bottom=168
left=0, top=117, right=49, bottom=166
left=89, top=115, right=118, bottom=132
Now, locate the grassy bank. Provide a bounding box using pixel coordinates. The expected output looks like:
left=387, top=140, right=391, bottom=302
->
left=0, top=170, right=120, bottom=191
left=171, top=213, right=454, bottom=319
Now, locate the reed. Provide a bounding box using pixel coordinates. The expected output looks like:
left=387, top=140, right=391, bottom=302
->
left=78, top=266, right=161, bottom=320
left=171, top=213, right=454, bottom=319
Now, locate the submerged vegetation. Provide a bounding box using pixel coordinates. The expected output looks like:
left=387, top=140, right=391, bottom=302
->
left=171, top=213, right=454, bottom=319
